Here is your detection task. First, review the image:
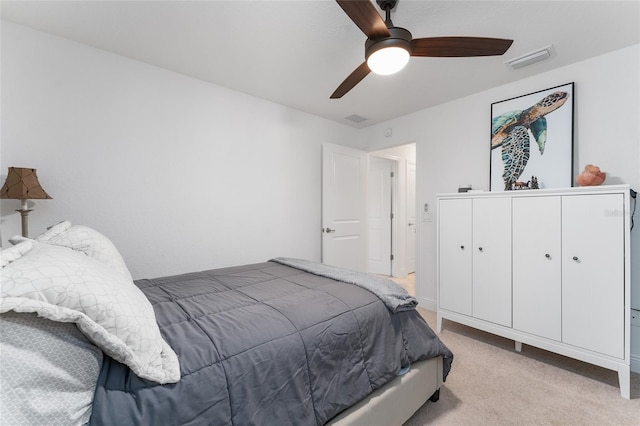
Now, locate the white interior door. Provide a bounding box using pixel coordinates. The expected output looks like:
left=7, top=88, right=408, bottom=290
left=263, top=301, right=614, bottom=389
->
left=367, top=157, right=392, bottom=275
left=322, top=143, right=367, bottom=272
left=406, top=161, right=416, bottom=273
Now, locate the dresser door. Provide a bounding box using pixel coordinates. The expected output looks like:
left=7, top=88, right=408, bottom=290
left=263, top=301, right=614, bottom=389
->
left=438, top=198, right=472, bottom=316
left=562, top=194, right=624, bottom=358
left=472, top=197, right=512, bottom=327
left=512, top=196, right=562, bottom=340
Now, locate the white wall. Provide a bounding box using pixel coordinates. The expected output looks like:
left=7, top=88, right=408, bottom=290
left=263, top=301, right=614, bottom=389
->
left=361, top=44, right=640, bottom=312
left=0, top=22, right=358, bottom=279
left=2, top=22, right=638, bottom=306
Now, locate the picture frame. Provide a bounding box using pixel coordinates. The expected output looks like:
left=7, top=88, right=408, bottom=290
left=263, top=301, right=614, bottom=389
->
left=490, top=82, right=574, bottom=191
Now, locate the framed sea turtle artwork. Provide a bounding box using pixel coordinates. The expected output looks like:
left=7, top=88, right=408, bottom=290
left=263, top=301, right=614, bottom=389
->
left=490, top=82, right=574, bottom=191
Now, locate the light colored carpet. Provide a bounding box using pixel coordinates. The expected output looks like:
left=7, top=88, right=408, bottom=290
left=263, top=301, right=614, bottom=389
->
left=389, top=275, right=640, bottom=425
left=406, top=309, right=640, bottom=425
left=391, top=273, right=415, bottom=297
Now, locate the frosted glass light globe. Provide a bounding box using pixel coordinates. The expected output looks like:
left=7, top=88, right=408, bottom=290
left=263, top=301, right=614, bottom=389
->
left=367, top=47, right=410, bottom=75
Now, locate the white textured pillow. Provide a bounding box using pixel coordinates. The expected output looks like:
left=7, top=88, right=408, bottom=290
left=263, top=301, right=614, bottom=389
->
left=33, top=221, right=132, bottom=280
left=0, top=241, right=180, bottom=384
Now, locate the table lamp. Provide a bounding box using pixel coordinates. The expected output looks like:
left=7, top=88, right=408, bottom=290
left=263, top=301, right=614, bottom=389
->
left=0, top=167, right=52, bottom=237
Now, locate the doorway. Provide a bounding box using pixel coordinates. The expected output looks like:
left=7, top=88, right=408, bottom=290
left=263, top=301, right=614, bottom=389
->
left=367, top=143, right=416, bottom=278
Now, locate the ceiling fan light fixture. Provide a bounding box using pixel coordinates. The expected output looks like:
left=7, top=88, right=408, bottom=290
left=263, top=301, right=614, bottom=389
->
left=332, top=0, right=515, bottom=98
left=367, top=46, right=410, bottom=75
left=365, top=26, right=412, bottom=75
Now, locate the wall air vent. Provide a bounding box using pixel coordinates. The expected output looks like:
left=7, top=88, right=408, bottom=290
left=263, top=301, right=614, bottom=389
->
left=505, top=45, right=553, bottom=70
left=345, top=114, right=368, bottom=123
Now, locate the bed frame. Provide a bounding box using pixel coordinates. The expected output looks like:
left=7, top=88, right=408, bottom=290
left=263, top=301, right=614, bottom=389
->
left=327, top=357, right=444, bottom=425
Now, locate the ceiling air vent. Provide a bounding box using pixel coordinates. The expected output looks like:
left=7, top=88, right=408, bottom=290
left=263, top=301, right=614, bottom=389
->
left=505, top=45, right=553, bottom=70
left=345, top=114, right=368, bottom=123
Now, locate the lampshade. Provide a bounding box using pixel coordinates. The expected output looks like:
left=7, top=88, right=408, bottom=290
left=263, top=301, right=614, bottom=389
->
left=0, top=167, right=52, bottom=200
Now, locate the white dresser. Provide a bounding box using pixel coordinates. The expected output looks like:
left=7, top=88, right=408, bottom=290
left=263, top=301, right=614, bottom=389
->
left=436, top=185, right=631, bottom=398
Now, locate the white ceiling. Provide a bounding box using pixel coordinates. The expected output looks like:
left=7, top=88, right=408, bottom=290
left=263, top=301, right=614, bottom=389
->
left=2, top=1, right=639, bottom=128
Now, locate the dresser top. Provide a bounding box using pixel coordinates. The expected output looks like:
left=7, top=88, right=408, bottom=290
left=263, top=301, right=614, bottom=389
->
left=438, top=184, right=630, bottom=199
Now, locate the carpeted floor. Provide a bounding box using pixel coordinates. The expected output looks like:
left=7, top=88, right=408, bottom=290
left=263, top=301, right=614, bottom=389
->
left=390, top=275, right=640, bottom=425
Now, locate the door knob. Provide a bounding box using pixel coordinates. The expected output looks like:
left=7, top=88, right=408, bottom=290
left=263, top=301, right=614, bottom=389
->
left=478, top=247, right=483, bottom=252
left=324, top=228, right=336, bottom=233
left=545, top=253, right=551, bottom=259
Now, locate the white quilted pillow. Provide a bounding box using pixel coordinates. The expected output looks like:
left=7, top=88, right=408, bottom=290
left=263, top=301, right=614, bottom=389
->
left=32, top=221, right=132, bottom=280
left=0, top=241, right=180, bottom=384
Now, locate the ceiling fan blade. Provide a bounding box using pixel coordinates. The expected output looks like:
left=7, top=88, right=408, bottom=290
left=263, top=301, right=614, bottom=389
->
left=331, top=62, right=371, bottom=99
left=411, top=37, right=513, bottom=57
left=336, top=0, right=390, bottom=39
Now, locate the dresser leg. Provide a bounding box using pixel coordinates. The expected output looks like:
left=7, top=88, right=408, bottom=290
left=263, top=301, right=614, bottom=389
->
left=618, top=365, right=630, bottom=399
left=515, top=341, right=522, bottom=352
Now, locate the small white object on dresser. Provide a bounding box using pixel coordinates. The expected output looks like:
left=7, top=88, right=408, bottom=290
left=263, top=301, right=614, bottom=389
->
left=436, top=185, right=631, bottom=399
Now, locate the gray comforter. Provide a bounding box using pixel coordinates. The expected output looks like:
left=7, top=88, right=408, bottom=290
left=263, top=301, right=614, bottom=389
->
left=90, top=261, right=452, bottom=426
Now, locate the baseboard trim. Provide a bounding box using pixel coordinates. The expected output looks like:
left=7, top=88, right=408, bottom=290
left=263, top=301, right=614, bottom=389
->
left=417, top=296, right=436, bottom=312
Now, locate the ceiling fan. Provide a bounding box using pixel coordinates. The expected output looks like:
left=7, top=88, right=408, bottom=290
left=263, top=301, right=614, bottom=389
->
left=331, top=0, right=514, bottom=99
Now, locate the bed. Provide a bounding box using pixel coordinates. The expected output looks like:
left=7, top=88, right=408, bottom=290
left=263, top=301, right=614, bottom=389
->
left=1, top=221, right=453, bottom=425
